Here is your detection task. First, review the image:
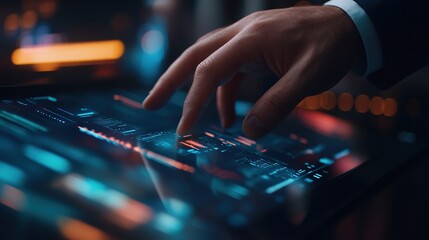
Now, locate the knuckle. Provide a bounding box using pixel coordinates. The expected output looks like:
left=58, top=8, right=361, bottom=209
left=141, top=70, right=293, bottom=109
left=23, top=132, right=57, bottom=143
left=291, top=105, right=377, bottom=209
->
left=196, top=30, right=215, bottom=43
left=200, top=27, right=225, bottom=41
left=247, top=11, right=265, bottom=21
left=246, top=19, right=267, bottom=33
left=241, top=20, right=271, bottom=42
left=182, top=45, right=198, bottom=59
left=238, top=11, right=265, bottom=28
left=195, top=60, right=211, bottom=79
left=183, top=95, right=204, bottom=111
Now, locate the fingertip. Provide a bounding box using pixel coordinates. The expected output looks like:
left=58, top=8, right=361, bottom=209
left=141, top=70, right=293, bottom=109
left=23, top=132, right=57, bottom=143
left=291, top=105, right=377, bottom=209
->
left=142, top=91, right=169, bottom=111
left=242, top=115, right=267, bottom=140
left=142, top=97, right=158, bottom=111
left=176, top=117, right=190, bottom=136
left=142, top=97, right=150, bottom=109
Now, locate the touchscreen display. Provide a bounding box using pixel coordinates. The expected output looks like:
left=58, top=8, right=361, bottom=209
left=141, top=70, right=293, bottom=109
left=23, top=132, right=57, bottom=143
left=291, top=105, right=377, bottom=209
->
left=139, top=119, right=366, bottom=225
left=0, top=89, right=368, bottom=239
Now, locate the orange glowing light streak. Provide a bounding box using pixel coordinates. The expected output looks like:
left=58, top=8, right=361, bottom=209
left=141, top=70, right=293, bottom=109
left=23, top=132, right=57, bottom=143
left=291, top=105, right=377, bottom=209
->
left=237, top=135, right=256, bottom=145
left=185, top=140, right=207, bottom=148
left=78, top=126, right=136, bottom=151
left=59, top=218, right=111, bottom=240
left=226, top=141, right=237, bottom=146
left=180, top=141, right=199, bottom=150
left=297, top=110, right=354, bottom=139
left=78, top=127, right=196, bottom=173
left=109, top=198, right=153, bottom=229
left=145, top=150, right=195, bottom=173
left=113, top=95, right=143, bottom=109
left=234, top=138, right=252, bottom=146
left=133, top=146, right=143, bottom=153
left=11, top=40, right=125, bottom=66
left=204, top=132, right=215, bottom=138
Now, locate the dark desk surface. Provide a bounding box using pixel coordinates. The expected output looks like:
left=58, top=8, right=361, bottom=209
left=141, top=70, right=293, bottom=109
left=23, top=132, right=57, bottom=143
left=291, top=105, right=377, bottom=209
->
left=310, top=153, right=429, bottom=240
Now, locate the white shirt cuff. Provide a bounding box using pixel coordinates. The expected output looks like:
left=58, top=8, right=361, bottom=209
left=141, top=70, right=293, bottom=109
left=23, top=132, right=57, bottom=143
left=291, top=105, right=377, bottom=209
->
left=324, top=0, right=383, bottom=76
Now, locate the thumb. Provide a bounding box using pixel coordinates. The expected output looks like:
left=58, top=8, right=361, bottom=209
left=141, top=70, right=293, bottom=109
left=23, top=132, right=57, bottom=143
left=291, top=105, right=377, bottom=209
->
left=242, top=69, right=307, bottom=139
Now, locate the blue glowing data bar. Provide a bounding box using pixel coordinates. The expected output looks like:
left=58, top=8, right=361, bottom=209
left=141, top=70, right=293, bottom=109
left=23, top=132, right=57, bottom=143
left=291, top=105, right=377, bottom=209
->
left=265, top=178, right=295, bottom=194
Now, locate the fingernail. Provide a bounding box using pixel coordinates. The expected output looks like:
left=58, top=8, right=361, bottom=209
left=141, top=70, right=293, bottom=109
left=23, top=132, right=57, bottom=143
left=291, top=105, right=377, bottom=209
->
left=244, top=115, right=265, bottom=139
left=176, top=117, right=187, bottom=136
left=142, top=98, right=149, bottom=108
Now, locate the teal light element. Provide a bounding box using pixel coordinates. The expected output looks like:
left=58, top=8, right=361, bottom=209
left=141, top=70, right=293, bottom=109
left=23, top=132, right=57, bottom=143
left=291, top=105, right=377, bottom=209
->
left=163, top=198, right=192, bottom=218
left=304, top=178, right=314, bottom=183
left=24, top=145, right=71, bottom=173
left=0, top=161, right=26, bottom=186
left=77, top=112, right=96, bottom=117
left=32, top=96, right=58, bottom=102
left=319, top=158, right=334, bottom=165
left=63, top=175, right=126, bottom=209
left=153, top=213, right=183, bottom=234
left=334, top=149, right=350, bottom=159
left=0, top=118, right=27, bottom=136
left=0, top=111, right=47, bottom=132
left=235, top=101, right=252, bottom=117
left=47, top=96, right=57, bottom=102
left=228, top=213, right=247, bottom=227
left=265, top=178, right=295, bottom=194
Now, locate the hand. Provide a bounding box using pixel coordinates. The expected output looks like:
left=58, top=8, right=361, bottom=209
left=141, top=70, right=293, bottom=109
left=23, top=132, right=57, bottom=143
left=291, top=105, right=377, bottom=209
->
left=143, top=5, right=363, bottom=139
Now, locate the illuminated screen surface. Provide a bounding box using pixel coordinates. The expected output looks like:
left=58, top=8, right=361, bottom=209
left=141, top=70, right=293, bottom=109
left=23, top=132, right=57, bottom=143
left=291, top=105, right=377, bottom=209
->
left=0, top=88, right=371, bottom=239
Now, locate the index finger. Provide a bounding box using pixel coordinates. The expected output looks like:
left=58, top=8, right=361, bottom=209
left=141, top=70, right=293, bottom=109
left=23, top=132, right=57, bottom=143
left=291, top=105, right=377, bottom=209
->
left=177, top=32, right=258, bottom=134
left=143, top=28, right=234, bottom=110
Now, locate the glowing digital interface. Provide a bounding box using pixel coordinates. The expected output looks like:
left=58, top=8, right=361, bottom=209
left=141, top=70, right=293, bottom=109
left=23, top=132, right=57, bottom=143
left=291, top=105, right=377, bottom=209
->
left=140, top=128, right=361, bottom=198
left=0, top=89, right=371, bottom=239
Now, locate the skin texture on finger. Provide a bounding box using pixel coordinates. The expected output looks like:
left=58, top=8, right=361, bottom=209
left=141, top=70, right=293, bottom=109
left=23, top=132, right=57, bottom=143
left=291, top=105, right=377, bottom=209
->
left=196, top=27, right=225, bottom=43
left=216, top=73, right=243, bottom=128
left=144, top=5, right=363, bottom=138
left=177, top=33, right=258, bottom=135
left=243, top=66, right=306, bottom=140
left=242, top=6, right=362, bottom=140
left=142, top=26, right=235, bottom=110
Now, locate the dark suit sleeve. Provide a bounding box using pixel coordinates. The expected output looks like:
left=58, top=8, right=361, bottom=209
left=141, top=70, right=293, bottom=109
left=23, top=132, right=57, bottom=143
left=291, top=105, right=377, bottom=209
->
left=354, top=0, right=429, bottom=89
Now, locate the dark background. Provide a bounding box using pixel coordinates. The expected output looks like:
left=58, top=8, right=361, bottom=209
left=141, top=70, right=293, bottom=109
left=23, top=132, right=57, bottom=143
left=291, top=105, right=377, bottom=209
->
left=1, top=1, right=428, bottom=239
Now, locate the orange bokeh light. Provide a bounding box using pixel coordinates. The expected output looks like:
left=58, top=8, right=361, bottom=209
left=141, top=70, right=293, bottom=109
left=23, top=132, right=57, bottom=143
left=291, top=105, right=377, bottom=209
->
left=338, top=93, right=354, bottom=112
left=355, top=95, right=370, bottom=113
left=11, top=40, right=125, bottom=68
left=4, top=14, right=20, bottom=32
